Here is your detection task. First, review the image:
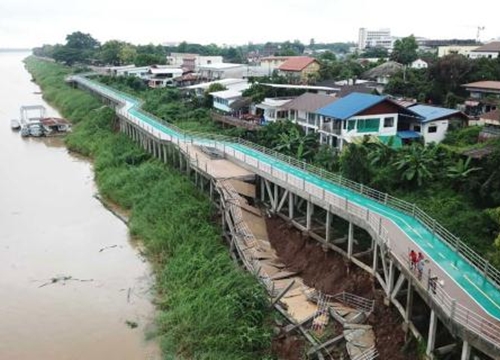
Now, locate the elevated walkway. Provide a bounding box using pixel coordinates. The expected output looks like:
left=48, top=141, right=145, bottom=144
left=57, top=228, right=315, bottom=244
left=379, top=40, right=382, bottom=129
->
left=68, top=75, right=500, bottom=358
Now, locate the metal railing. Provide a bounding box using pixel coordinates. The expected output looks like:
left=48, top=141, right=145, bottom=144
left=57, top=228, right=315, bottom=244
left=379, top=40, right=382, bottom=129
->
left=397, top=252, right=500, bottom=349
left=71, top=74, right=500, bottom=289
left=333, top=292, right=375, bottom=315
left=69, top=75, right=500, bottom=350
left=351, top=346, right=379, bottom=360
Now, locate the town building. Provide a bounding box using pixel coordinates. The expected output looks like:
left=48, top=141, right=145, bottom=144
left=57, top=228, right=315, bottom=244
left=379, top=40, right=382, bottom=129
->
left=284, top=93, right=337, bottom=134
left=410, top=59, right=428, bottom=69
left=358, top=28, right=393, bottom=50
left=167, top=53, right=223, bottom=69
left=461, top=81, right=500, bottom=116
left=437, top=45, right=479, bottom=58
left=399, top=104, right=468, bottom=144
left=184, top=78, right=249, bottom=97
left=260, top=56, right=293, bottom=73
left=316, top=92, right=421, bottom=150
left=255, top=98, right=294, bottom=123
left=146, top=66, right=183, bottom=88
left=198, top=63, right=246, bottom=81
left=277, top=56, right=320, bottom=84
left=361, top=61, right=403, bottom=85
left=468, top=41, right=500, bottom=59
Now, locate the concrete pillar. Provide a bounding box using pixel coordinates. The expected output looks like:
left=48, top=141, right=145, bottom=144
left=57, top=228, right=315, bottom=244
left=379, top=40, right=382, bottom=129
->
left=306, top=200, right=313, bottom=230
left=325, top=210, right=332, bottom=243
left=347, top=222, right=354, bottom=259
left=288, top=192, right=294, bottom=219
left=260, top=177, right=265, bottom=202
left=426, top=309, right=437, bottom=356
left=460, top=341, right=470, bottom=360
left=405, top=279, right=414, bottom=323
left=273, top=183, right=278, bottom=212
left=387, top=260, right=395, bottom=296
left=372, top=242, right=378, bottom=273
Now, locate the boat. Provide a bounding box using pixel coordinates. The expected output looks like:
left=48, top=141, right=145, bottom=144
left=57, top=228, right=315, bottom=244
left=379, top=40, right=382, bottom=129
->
left=10, top=119, right=20, bottom=130
left=17, top=105, right=71, bottom=137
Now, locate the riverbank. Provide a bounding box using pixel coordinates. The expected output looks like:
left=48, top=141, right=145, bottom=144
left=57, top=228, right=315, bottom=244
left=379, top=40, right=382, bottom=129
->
left=25, top=57, right=273, bottom=359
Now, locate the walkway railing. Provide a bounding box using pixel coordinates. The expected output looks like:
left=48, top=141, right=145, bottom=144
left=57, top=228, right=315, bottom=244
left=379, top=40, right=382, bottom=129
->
left=69, top=75, right=500, bottom=351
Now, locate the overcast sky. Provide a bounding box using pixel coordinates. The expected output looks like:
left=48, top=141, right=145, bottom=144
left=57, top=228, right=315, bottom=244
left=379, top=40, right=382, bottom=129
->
left=1, top=0, right=499, bottom=48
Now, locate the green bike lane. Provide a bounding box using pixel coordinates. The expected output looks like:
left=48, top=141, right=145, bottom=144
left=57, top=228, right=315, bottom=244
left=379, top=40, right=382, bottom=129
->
left=228, top=144, right=500, bottom=320
left=79, top=77, right=500, bottom=320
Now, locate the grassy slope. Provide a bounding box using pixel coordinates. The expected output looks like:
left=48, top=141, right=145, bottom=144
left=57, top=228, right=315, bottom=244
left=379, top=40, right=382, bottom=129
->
left=25, top=57, right=272, bottom=360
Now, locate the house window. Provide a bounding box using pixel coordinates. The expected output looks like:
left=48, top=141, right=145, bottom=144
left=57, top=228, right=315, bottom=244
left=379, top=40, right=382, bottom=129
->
left=428, top=125, right=437, bottom=133
left=347, top=120, right=356, bottom=131
left=413, top=125, right=421, bottom=133
left=356, top=118, right=380, bottom=133
left=289, top=110, right=295, bottom=119
left=384, top=117, right=394, bottom=128
left=308, top=112, right=316, bottom=125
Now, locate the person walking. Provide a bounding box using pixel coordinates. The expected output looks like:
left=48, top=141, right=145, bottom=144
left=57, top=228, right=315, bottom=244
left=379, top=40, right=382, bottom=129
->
left=409, top=250, right=417, bottom=271
left=416, top=252, right=425, bottom=280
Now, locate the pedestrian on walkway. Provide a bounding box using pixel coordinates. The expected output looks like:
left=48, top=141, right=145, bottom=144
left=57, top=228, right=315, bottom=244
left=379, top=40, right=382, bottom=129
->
left=409, top=250, right=417, bottom=271
left=416, top=253, right=425, bottom=280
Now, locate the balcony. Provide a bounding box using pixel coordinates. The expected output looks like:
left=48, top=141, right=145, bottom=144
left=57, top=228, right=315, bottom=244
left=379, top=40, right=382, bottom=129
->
left=321, top=122, right=341, bottom=135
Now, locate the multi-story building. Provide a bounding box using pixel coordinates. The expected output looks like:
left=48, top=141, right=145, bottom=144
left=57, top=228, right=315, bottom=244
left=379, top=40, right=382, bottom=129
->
left=469, top=41, right=500, bottom=59
left=358, top=28, right=393, bottom=50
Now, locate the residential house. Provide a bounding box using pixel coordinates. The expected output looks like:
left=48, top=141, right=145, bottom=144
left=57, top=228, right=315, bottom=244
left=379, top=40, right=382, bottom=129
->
left=167, top=53, right=223, bottom=69
left=260, top=56, right=292, bottom=73
left=398, top=104, right=468, bottom=144
left=255, top=98, right=294, bottom=123
left=437, top=45, right=478, bottom=58
left=361, top=61, right=403, bottom=85
left=410, top=58, right=428, bottom=69
left=316, top=92, right=421, bottom=150
left=469, top=41, right=500, bottom=59
left=211, top=89, right=248, bottom=114
left=478, top=108, right=500, bottom=140
left=278, top=56, right=321, bottom=83
left=146, top=66, right=183, bottom=88
left=198, top=63, right=246, bottom=81
left=461, top=81, right=500, bottom=116
left=284, top=93, right=337, bottom=134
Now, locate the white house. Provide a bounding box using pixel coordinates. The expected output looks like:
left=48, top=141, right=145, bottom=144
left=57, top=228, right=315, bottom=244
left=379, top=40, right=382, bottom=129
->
left=146, top=67, right=183, bottom=88
left=255, top=98, right=293, bottom=123
left=198, top=63, right=246, bottom=81
left=167, top=53, right=223, bottom=68
left=315, top=92, right=421, bottom=150
left=411, top=58, right=428, bottom=69
left=469, top=41, right=500, bottom=59
left=401, top=104, right=468, bottom=144
left=211, top=89, right=246, bottom=113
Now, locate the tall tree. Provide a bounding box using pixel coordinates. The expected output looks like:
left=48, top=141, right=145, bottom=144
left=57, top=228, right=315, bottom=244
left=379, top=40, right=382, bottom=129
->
left=99, top=40, right=125, bottom=65
left=390, top=35, right=418, bottom=65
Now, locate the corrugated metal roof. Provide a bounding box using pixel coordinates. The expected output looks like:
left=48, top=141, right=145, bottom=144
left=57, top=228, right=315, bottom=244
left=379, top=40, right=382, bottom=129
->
left=409, top=104, right=463, bottom=123
left=472, top=41, right=500, bottom=53
left=316, top=93, right=387, bottom=120
left=284, top=93, right=338, bottom=112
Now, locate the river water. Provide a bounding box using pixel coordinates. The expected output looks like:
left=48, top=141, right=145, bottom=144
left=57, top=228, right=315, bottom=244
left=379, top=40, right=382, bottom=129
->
left=0, top=52, right=159, bottom=359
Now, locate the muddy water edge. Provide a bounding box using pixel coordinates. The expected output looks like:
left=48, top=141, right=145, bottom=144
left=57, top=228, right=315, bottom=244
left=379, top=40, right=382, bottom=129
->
left=0, top=52, right=159, bottom=359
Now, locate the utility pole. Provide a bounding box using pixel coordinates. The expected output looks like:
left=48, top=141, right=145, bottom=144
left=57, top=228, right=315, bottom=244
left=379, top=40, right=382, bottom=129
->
left=477, top=26, right=485, bottom=43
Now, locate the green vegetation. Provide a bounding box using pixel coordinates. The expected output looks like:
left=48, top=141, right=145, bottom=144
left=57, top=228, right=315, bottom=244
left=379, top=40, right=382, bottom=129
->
left=25, top=57, right=272, bottom=360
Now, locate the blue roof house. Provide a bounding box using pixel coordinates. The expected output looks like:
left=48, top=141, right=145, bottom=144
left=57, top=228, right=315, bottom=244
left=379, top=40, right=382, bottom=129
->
left=315, top=92, right=421, bottom=150
left=399, top=104, right=468, bottom=144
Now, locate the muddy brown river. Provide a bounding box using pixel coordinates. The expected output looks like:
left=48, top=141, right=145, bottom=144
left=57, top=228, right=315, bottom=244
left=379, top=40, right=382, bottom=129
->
left=0, top=52, right=159, bottom=359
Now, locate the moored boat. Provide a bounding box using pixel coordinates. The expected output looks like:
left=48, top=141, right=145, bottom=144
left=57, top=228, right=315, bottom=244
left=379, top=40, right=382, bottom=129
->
left=10, top=119, right=20, bottom=130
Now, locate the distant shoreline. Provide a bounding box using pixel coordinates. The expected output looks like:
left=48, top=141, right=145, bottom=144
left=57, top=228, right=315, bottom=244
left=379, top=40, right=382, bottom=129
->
left=0, top=48, right=31, bottom=53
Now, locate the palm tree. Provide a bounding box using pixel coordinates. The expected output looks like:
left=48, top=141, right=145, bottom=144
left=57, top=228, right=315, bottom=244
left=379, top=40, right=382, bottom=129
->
left=393, top=144, right=437, bottom=187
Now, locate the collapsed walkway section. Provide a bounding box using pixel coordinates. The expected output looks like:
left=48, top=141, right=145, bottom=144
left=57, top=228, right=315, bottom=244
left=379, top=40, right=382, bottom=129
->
left=216, top=179, right=378, bottom=359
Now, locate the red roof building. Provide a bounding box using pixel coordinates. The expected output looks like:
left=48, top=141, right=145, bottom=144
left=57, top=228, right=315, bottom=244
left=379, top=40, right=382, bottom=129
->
left=278, top=56, right=320, bottom=84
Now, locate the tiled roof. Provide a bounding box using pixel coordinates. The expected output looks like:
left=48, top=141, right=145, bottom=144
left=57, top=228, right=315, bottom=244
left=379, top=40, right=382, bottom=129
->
left=462, top=81, right=500, bottom=91
left=279, top=56, right=318, bottom=72
left=284, top=93, right=337, bottom=112
left=316, top=93, right=387, bottom=120
left=472, top=41, right=500, bottom=53
left=480, top=108, right=500, bottom=121
left=409, top=104, right=465, bottom=123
